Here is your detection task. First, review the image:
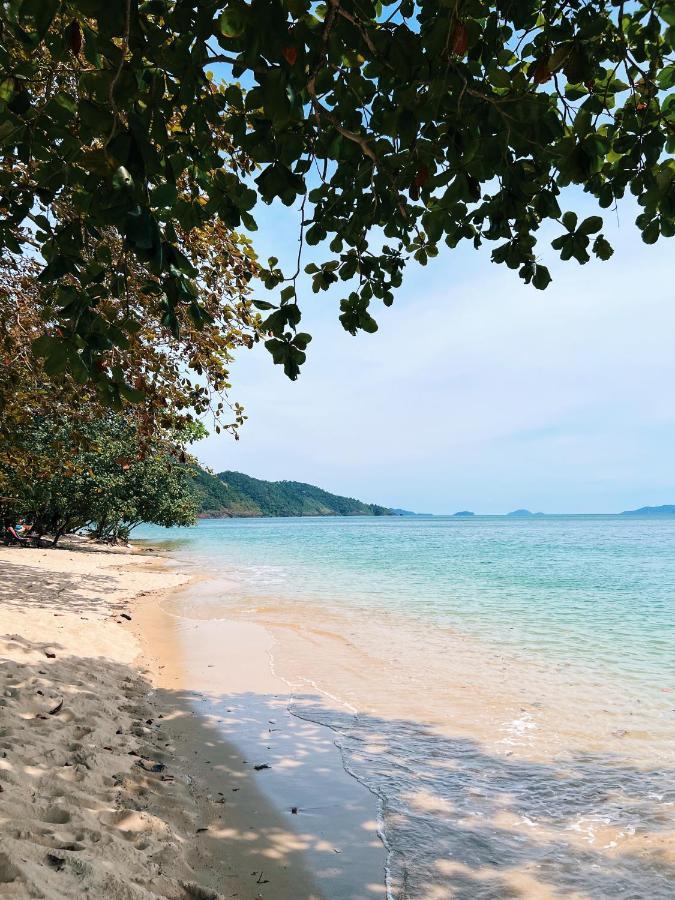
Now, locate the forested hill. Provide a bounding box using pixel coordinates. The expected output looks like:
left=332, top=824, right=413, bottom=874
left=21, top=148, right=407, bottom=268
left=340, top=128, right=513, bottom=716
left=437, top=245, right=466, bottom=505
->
left=192, top=469, right=394, bottom=518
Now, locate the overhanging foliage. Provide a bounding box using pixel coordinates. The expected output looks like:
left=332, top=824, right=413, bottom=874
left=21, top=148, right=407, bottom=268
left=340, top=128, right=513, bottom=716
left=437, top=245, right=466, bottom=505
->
left=1, top=0, right=673, bottom=386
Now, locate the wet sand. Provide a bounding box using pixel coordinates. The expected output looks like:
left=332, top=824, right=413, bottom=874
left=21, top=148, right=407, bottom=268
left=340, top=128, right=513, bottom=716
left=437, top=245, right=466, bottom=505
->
left=133, top=588, right=388, bottom=899
left=163, top=572, right=675, bottom=899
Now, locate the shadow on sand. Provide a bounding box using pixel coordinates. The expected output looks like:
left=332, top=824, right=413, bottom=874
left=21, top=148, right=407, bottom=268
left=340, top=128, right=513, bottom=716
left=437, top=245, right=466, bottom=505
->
left=2, top=648, right=674, bottom=899
left=1, top=549, right=673, bottom=899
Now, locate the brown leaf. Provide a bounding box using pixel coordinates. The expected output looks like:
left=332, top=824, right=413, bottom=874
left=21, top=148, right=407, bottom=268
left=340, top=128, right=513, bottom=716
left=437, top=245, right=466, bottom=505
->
left=282, top=46, right=298, bottom=66
left=450, top=22, right=468, bottom=57
left=414, top=166, right=429, bottom=189
left=533, top=60, right=552, bottom=84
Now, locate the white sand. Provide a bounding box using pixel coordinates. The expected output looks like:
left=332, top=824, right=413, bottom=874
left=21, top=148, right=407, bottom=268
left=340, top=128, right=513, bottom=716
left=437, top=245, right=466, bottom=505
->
left=0, top=542, right=323, bottom=899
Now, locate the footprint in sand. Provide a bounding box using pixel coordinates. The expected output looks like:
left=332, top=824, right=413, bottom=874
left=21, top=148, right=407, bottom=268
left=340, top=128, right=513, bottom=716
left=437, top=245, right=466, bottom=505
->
left=71, top=726, right=94, bottom=740
left=10, top=826, right=86, bottom=853
left=41, top=805, right=71, bottom=825
left=0, top=852, right=22, bottom=885
left=52, top=835, right=86, bottom=852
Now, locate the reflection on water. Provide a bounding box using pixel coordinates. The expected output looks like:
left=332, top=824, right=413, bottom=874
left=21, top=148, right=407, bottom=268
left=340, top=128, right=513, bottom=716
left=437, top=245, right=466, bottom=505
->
left=138, top=516, right=675, bottom=898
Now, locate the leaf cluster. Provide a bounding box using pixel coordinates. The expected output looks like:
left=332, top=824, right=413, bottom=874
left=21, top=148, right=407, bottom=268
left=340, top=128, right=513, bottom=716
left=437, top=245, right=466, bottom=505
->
left=0, top=0, right=673, bottom=383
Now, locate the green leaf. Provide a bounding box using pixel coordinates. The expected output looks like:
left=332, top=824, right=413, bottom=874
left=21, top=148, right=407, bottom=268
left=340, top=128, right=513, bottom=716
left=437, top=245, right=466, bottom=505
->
left=0, top=78, right=16, bottom=103
left=562, top=211, right=578, bottom=232
left=20, top=0, right=59, bottom=39
left=661, top=4, right=675, bottom=26
left=219, top=4, right=248, bottom=38
left=69, top=355, right=90, bottom=384
left=577, top=216, right=603, bottom=235
left=565, top=83, right=588, bottom=101
left=125, top=207, right=159, bottom=251
left=532, top=265, right=552, bottom=290
left=592, top=235, right=614, bottom=260
left=151, top=182, right=178, bottom=208
left=642, top=220, right=660, bottom=244
left=659, top=66, right=675, bottom=91
left=43, top=344, right=68, bottom=376
left=488, top=69, right=511, bottom=89
left=293, top=332, right=312, bottom=350
left=31, top=335, right=58, bottom=358
left=78, top=99, right=114, bottom=137
left=662, top=94, right=675, bottom=117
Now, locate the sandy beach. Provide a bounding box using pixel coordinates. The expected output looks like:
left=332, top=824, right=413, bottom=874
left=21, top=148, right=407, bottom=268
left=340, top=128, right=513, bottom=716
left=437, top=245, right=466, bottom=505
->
left=0, top=542, right=384, bottom=899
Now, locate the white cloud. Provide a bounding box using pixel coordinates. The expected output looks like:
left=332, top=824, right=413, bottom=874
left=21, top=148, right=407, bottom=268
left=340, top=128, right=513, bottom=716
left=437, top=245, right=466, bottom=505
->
left=195, top=204, right=675, bottom=514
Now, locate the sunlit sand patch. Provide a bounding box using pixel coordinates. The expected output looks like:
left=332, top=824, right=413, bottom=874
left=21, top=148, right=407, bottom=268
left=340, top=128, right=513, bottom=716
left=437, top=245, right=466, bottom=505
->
left=0, top=546, right=331, bottom=900
left=99, top=809, right=171, bottom=836
left=403, top=789, right=455, bottom=815
left=431, top=859, right=561, bottom=899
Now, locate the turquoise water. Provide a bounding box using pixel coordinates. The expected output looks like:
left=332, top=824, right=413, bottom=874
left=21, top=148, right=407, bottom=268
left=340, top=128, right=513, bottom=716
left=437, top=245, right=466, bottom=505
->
left=137, top=514, right=675, bottom=689
left=137, top=515, right=675, bottom=898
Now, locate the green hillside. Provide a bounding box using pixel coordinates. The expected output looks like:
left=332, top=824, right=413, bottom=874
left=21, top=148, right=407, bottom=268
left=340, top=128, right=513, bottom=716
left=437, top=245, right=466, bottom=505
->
left=192, top=469, right=393, bottom=518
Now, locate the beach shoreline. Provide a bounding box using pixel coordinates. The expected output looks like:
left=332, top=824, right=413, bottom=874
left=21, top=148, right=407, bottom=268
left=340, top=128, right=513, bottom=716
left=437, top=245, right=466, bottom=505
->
left=3, top=532, right=674, bottom=899
left=0, top=540, right=386, bottom=900
left=155, top=543, right=675, bottom=900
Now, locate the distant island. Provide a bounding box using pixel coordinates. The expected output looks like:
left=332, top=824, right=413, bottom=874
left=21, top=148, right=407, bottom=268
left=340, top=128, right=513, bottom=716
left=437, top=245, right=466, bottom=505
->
left=620, top=504, right=675, bottom=516
left=453, top=510, right=475, bottom=517
left=193, top=469, right=395, bottom=518
left=506, top=509, right=545, bottom=517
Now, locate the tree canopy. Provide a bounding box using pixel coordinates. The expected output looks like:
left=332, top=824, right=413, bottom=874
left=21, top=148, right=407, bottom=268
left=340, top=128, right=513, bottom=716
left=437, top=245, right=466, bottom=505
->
left=1, top=411, right=200, bottom=542
left=1, top=0, right=673, bottom=392
left=0, top=225, right=260, bottom=446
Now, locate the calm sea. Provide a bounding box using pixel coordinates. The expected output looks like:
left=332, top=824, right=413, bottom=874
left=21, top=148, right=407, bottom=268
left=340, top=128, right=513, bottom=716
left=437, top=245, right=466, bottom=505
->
left=137, top=515, right=675, bottom=898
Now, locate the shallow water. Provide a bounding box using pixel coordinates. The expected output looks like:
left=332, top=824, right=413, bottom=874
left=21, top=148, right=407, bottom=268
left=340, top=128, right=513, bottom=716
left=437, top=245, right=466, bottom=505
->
left=137, top=515, right=675, bottom=898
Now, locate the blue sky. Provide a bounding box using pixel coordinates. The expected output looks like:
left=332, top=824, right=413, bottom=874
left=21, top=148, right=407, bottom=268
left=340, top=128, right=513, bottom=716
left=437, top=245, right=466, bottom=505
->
left=195, top=195, right=675, bottom=515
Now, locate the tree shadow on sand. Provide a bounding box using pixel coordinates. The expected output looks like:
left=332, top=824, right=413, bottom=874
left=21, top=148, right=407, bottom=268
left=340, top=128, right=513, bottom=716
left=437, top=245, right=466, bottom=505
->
left=1, top=630, right=673, bottom=899
left=170, top=688, right=675, bottom=900
left=0, top=561, right=122, bottom=617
